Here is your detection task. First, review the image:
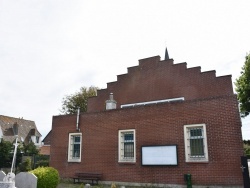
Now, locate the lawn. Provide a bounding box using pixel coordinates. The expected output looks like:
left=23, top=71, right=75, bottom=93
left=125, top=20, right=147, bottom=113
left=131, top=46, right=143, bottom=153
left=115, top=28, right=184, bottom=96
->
left=57, top=182, right=104, bottom=188
left=57, top=182, right=84, bottom=188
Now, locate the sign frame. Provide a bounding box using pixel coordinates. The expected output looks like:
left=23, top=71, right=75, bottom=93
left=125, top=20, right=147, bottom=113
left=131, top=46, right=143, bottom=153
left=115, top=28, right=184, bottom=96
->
left=141, top=145, right=178, bottom=166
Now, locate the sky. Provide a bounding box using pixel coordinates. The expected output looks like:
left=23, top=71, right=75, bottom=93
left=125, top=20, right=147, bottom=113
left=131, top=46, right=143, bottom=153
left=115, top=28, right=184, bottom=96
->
left=0, top=0, right=250, bottom=140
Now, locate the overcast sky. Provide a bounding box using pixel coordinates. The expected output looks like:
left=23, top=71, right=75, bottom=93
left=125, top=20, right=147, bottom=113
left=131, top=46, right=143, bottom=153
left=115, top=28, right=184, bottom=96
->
left=0, top=0, right=250, bottom=140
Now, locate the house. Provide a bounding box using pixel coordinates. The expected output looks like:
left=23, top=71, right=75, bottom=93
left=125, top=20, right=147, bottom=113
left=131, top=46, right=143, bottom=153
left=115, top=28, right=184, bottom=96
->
left=0, top=115, right=42, bottom=147
left=50, top=53, right=244, bottom=187
left=39, top=130, right=51, bottom=155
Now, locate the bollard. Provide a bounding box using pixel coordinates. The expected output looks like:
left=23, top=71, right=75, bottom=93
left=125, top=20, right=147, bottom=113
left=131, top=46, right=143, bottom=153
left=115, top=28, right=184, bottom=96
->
left=184, top=174, right=192, bottom=188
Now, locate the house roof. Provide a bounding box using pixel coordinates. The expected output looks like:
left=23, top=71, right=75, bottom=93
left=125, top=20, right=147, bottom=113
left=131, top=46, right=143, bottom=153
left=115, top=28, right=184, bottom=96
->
left=42, top=130, right=51, bottom=145
left=0, top=115, right=42, bottom=144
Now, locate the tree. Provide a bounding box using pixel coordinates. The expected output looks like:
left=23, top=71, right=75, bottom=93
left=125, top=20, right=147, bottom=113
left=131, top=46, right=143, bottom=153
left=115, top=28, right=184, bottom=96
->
left=18, top=157, right=32, bottom=172
left=0, top=140, right=12, bottom=168
left=243, top=140, right=250, bottom=157
left=23, top=142, right=39, bottom=156
left=235, top=53, right=250, bottom=117
left=60, top=86, right=98, bottom=114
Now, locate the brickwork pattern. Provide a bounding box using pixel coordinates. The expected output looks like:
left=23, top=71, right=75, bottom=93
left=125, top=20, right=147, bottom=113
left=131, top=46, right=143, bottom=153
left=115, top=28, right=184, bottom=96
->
left=50, top=95, right=243, bottom=186
left=50, top=55, right=243, bottom=186
left=87, top=56, right=233, bottom=113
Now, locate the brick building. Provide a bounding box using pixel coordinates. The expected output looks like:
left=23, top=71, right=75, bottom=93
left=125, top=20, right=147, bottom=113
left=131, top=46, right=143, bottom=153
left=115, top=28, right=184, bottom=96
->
left=50, top=55, right=244, bottom=187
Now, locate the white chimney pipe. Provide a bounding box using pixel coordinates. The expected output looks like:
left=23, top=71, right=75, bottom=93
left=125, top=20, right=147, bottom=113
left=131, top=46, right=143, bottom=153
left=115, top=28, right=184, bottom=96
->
left=106, top=93, right=117, bottom=110
left=76, top=107, right=80, bottom=131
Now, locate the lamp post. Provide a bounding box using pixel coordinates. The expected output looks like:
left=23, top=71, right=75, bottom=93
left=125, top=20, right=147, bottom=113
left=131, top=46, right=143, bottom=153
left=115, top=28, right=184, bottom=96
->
left=11, top=123, right=19, bottom=174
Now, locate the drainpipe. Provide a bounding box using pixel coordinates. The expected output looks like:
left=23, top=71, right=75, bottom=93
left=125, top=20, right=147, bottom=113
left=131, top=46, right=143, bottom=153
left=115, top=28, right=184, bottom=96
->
left=76, top=107, right=80, bottom=131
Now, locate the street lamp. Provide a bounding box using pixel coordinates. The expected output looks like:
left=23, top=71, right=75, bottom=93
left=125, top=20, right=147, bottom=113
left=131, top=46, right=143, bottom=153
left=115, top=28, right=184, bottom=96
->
left=11, top=123, right=19, bottom=173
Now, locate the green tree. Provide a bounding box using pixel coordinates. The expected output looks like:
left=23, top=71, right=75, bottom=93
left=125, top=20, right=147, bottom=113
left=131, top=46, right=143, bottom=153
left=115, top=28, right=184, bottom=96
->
left=235, top=53, right=250, bottom=117
left=0, top=140, right=12, bottom=168
left=18, top=157, right=32, bottom=172
left=60, top=86, right=98, bottom=114
left=23, top=142, right=39, bottom=156
left=0, top=139, right=24, bottom=170
left=243, top=139, right=250, bottom=157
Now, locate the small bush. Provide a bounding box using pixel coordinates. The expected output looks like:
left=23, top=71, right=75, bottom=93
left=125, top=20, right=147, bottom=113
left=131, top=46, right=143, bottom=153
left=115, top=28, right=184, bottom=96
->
left=30, top=167, right=59, bottom=188
left=111, top=183, right=116, bottom=188
left=35, top=160, right=49, bottom=168
left=19, top=158, right=32, bottom=172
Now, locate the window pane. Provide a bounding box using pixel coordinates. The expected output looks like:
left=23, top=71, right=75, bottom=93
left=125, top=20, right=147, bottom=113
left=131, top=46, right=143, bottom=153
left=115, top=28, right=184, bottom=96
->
left=190, top=128, right=204, bottom=157
left=190, top=129, right=202, bottom=137
left=190, top=138, right=204, bottom=156
left=73, top=143, right=80, bottom=158
left=71, top=135, right=81, bottom=159
left=74, top=136, right=80, bottom=143
left=124, top=133, right=133, bottom=142
left=124, top=142, right=134, bottom=158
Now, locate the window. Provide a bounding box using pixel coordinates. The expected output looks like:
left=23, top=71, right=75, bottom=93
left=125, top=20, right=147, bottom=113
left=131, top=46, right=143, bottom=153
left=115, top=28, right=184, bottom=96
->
left=36, top=136, right=40, bottom=144
left=184, top=124, right=208, bottom=162
left=118, top=129, right=136, bottom=163
left=68, top=133, right=82, bottom=162
left=31, top=135, right=40, bottom=145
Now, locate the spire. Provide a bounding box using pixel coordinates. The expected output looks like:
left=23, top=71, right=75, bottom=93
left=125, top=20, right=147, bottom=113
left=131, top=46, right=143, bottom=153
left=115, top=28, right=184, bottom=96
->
left=165, top=47, right=169, bottom=60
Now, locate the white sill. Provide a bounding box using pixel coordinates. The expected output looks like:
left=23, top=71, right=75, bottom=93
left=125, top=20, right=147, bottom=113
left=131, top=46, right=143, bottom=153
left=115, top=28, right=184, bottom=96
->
left=186, top=159, right=209, bottom=163
left=68, top=159, right=81, bottom=163
left=118, top=160, right=136, bottom=163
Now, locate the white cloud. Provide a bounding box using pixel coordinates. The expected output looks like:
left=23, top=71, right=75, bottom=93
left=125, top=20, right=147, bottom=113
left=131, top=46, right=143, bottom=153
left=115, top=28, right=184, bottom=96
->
left=0, top=0, right=250, bottom=139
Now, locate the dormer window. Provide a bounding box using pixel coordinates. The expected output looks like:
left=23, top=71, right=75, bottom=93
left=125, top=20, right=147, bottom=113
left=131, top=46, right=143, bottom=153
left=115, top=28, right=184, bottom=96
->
left=36, top=136, right=40, bottom=144
left=31, top=135, right=40, bottom=145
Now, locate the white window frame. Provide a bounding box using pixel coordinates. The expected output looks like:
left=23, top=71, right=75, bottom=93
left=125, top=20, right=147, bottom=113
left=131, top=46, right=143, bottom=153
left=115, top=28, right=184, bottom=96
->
left=118, top=129, right=136, bottom=163
left=184, top=124, right=208, bottom=162
left=36, top=136, right=40, bottom=144
left=68, top=133, right=82, bottom=162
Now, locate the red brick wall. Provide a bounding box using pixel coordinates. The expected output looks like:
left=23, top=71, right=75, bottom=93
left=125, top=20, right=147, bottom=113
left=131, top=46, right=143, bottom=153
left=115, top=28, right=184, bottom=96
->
left=50, top=95, right=243, bottom=186
left=39, top=145, right=50, bottom=155
left=87, top=56, right=233, bottom=113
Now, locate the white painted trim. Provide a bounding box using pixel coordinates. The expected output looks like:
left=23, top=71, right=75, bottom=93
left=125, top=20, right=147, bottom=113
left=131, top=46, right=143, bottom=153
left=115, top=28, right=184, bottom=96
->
left=118, top=129, right=136, bottom=163
left=68, top=132, right=82, bottom=162
left=183, top=124, right=209, bottom=163
left=121, top=97, right=184, bottom=108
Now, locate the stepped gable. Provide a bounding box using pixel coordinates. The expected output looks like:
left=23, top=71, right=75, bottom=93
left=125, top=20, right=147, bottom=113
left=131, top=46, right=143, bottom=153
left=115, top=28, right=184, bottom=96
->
left=87, top=56, right=233, bottom=113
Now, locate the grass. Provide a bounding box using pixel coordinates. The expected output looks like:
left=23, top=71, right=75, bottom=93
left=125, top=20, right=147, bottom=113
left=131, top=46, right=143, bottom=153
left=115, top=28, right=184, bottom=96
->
left=57, top=182, right=82, bottom=188
left=56, top=180, right=105, bottom=188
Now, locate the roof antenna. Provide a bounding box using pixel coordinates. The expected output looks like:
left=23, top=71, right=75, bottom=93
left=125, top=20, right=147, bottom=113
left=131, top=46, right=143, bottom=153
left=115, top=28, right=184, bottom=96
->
left=165, top=47, right=169, bottom=60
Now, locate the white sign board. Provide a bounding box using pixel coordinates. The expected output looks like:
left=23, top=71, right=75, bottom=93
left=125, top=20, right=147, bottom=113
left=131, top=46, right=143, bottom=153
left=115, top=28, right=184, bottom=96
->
left=141, top=145, right=178, bottom=165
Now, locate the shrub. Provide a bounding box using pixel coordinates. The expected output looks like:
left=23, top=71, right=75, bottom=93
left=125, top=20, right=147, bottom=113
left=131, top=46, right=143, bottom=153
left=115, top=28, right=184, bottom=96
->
left=35, top=160, right=49, bottom=168
left=19, top=158, right=32, bottom=172
left=111, top=183, right=116, bottom=188
left=30, top=167, right=59, bottom=188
